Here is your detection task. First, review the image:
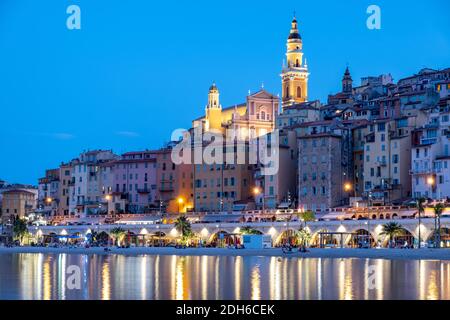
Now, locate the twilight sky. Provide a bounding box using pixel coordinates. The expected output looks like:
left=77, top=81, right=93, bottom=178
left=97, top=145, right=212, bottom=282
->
left=0, top=0, right=449, bottom=184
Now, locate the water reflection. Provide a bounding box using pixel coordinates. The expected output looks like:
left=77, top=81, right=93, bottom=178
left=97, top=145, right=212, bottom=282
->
left=1, top=253, right=450, bottom=300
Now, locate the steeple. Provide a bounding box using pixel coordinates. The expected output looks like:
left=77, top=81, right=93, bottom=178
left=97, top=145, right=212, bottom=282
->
left=281, top=16, right=309, bottom=109
left=207, top=82, right=221, bottom=109
left=205, top=82, right=222, bottom=131
left=342, top=67, right=353, bottom=93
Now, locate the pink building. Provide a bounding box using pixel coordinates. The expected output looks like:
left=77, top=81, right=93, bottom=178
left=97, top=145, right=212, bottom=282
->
left=112, top=151, right=158, bottom=213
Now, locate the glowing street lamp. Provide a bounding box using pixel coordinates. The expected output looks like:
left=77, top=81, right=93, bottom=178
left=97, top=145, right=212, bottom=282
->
left=427, top=175, right=436, bottom=200
left=177, top=197, right=184, bottom=213
left=344, top=183, right=352, bottom=192
left=253, top=187, right=265, bottom=214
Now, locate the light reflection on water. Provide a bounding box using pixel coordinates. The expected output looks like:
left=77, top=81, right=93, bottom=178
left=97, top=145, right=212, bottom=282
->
left=1, top=253, right=450, bottom=300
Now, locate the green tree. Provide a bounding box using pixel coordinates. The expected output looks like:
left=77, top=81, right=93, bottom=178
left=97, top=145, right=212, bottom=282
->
left=433, top=203, right=445, bottom=248
left=174, top=215, right=193, bottom=244
left=110, top=227, right=126, bottom=246
left=380, top=222, right=404, bottom=247
left=13, top=218, right=29, bottom=245
left=240, top=226, right=262, bottom=235
left=297, top=228, right=312, bottom=251
left=297, top=210, right=315, bottom=227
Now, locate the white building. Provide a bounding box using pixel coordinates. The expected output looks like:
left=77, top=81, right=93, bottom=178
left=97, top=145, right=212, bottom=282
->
left=412, top=107, right=450, bottom=199
left=69, top=150, right=117, bottom=216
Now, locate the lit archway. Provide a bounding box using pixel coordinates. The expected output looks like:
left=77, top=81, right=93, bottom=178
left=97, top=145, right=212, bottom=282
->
left=274, top=229, right=298, bottom=247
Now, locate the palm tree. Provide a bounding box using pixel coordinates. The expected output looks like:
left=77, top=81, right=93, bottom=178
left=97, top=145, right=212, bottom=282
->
left=110, top=227, right=126, bottom=246
left=297, top=228, right=312, bottom=251
left=174, top=215, right=193, bottom=244
left=379, top=222, right=404, bottom=248
left=297, top=210, right=315, bottom=227
left=13, top=218, right=28, bottom=245
left=240, top=226, right=262, bottom=235
left=433, top=203, right=445, bottom=248
left=415, top=197, right=426, bottom=248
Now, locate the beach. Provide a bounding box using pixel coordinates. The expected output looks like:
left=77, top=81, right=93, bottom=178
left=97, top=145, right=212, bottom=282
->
left=1, top=246, right=450, bottom=260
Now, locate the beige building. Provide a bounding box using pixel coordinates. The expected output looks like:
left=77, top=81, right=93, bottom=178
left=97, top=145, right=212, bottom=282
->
left=58, top=163, right=72, bottom=216
left=1, top=190, right=36, bottom=220
left=297, top=133, right=348, bottom=212
left=255, top=129, right=298, bottom=209
left=193, top=143, right=254, bottom=212
left=352, top=122, right=370, bottom=197
left=155, top=147, right=193, bottom=213
left=363, top=117, right=416, bottom=204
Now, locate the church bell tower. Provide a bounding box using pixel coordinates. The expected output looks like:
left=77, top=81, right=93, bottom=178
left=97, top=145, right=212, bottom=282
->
left=281, top=16, right=309, bottom=109
left=205, top=83, right=222, bottom=131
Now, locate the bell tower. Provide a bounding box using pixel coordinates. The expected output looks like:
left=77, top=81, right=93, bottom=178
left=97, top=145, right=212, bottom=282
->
left=342, top=66, right=353, bottom=93
left=281, top=16, right=309, bottom=109
left=205, top=83, right=222, bottom=131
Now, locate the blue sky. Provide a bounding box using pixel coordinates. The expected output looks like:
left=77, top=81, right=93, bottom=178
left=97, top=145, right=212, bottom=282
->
left=0, top=0, right=449, bottom=184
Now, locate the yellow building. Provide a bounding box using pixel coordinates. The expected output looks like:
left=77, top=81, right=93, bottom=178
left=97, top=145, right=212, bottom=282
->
left=281, top=17, right=309, bottom=109
left=1, top=189, right=36, bottom=220
left=193, top=84, right=278, bottom=140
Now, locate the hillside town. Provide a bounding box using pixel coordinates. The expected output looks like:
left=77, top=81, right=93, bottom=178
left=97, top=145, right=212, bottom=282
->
left=1, top=17, right=450, bottom=237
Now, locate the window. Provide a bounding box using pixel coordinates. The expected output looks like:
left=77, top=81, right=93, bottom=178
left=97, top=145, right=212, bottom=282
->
left=393, top=154, right=399, bottom=164
left=297, top=86, right=302, bottom=98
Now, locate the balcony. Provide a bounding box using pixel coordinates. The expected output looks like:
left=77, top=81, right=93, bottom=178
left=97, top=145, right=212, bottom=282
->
left=410, top=168, right=434, bottom=175
left=137, top=188, right=150, bottom=194
left=159, top=185, right=174, bottom=192
left=420, top=137, right=437, bottom=145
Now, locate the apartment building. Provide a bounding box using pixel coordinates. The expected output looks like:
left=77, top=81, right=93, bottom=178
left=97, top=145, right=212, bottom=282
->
left=155, top=147, right=193, bottom=213
left=69, top=150, right=117, bottom=216
left=362, top=117, right=416, bottom=204
left=112, top=150, right=158, bottom=214
left=254, top=129, right=298, bottom=209
left=411, top=107, right=450, bottom=199
left=1, top=189, right=37, bottom=220
left=37, top=169, right=60, bottom=216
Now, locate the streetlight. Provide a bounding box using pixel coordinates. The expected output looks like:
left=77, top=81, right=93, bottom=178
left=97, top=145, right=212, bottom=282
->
left=177, top=197, right=184, bottom=214
left=344, top=182, right=352, bottom=206
left=104, top=194, right=112, bottom=217
left=344, top=183, right=352, bottom=193
left=253, top=187, right=265, bottom=214
left=427, top=175, right=435, bottom=199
